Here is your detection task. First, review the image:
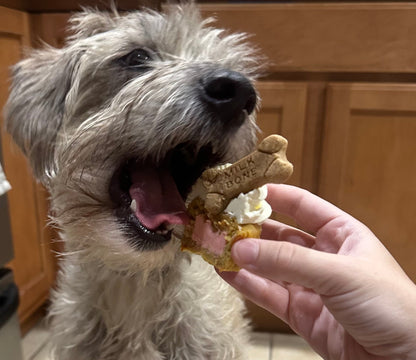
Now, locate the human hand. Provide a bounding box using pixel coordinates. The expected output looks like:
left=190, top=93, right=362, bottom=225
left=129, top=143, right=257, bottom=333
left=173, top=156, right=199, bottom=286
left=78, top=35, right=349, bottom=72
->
left=219, top=184, right=416, bottom=360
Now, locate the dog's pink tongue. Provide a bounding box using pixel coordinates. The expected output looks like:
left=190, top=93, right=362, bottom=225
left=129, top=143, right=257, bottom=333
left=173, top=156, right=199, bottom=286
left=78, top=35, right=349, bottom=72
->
left=129, top=167, right=189, bottom=230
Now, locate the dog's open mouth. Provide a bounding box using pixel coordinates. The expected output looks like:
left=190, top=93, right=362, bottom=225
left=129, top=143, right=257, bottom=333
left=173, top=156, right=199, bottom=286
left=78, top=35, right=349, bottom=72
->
left=109, top=143, right=221, bottom=250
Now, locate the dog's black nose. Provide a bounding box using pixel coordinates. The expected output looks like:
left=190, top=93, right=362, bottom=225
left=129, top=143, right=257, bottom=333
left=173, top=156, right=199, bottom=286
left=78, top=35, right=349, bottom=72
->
left=201, top=70, right=256, bottom=126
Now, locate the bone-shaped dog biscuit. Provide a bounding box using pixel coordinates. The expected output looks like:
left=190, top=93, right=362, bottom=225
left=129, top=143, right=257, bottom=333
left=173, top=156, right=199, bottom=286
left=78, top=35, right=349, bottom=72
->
left=201, top=134, right=293, bottom=215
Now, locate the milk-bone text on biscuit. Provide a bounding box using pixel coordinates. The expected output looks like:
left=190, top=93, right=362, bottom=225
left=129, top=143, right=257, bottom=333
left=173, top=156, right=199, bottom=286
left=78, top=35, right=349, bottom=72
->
left=202, top=135, right=293, bottom=215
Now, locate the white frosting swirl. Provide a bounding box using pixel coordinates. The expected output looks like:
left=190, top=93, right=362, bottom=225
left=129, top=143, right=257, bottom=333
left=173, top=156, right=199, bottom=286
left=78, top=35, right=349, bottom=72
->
left=224, top=185, right=272, bottom=224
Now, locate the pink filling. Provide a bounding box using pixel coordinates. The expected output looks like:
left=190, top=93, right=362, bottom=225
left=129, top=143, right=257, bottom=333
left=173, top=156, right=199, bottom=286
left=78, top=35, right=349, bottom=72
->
left=191, top=215, right=226, bottom=256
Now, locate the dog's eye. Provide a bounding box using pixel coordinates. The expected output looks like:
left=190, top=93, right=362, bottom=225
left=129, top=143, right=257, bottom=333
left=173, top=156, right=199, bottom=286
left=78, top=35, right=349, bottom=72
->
left=119, top=49, right=152, bottom=69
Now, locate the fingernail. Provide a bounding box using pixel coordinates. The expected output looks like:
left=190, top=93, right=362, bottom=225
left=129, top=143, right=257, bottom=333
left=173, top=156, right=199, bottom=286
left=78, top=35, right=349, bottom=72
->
left=232, top=239, right=259, bottom=266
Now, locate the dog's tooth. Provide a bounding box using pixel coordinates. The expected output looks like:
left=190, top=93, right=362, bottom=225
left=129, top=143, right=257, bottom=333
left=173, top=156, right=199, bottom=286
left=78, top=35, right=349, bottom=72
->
left=130, top=199, right=137, bottom=212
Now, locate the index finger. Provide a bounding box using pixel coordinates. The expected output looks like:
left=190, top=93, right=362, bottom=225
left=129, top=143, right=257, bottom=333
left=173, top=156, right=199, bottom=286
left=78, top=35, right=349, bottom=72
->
left=266, top=184, right=348, bottom=235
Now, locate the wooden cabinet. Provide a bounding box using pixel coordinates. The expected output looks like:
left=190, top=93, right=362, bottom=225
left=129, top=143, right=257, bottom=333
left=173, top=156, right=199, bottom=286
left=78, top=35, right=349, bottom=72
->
left=256, top=82, right=307, bottom=187
left=200, top=3, right=416, bottom=74
left=0, top=5, right=55, bottom=333
left=320, top=83, right=416, bottom=280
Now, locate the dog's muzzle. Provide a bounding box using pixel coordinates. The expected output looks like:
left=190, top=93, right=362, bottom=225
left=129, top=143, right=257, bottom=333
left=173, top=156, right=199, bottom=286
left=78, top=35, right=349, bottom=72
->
left=109, top=70, right=256, bottom=252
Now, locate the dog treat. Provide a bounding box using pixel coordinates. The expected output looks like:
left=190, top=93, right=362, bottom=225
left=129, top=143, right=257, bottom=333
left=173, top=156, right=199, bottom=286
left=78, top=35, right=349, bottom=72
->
left=202, top=134, right=293, bottom=215
left=181, top=134, right=293, bottom=271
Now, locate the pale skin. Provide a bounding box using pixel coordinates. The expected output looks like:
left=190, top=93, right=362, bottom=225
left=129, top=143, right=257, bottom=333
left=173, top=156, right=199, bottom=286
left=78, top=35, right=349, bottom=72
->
left=219, top=184, right=416, bottom=360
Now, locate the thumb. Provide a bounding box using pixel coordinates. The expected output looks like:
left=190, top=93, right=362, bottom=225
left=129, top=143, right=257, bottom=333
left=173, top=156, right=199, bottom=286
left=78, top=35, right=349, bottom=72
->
left=232, top=239, right=348, bottom=294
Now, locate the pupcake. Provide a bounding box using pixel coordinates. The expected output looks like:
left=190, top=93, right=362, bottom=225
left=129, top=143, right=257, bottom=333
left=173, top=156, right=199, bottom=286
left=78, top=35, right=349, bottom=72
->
left=181, top=134, right=293, bottom=271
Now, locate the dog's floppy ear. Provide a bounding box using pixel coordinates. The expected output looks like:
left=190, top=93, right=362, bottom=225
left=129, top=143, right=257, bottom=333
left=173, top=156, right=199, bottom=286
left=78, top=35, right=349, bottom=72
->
left=4, top=47, right=80, bottom=184
left=4, top=10, right=115, bottom=184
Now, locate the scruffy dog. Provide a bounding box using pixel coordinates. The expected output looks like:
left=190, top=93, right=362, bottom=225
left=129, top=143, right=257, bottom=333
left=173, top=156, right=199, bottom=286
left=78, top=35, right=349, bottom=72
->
left=5, top=4, right=261, bottom=360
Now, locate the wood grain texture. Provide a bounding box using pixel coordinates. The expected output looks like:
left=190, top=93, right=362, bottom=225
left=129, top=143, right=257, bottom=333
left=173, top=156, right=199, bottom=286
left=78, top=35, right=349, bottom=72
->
left=199, top=3, right=416, bottom=73
left=320, top=83, right=416, bottom=280
left=0, top=0, right=160, bottom=12
left=256, top=82, right=307, bottom=188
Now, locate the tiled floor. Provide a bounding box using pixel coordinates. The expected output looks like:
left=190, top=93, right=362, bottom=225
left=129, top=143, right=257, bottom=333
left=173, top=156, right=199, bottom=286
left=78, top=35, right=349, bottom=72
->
left=22, top=320, right=323, bottom=360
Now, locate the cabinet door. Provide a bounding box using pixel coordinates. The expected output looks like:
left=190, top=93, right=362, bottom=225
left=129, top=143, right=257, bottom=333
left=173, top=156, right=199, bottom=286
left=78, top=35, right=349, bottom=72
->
left=320, top=83, right=416, bottom=281
left=0, top=6, right=54, bottom=332
left=256, top=81, right=307, bottom=187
